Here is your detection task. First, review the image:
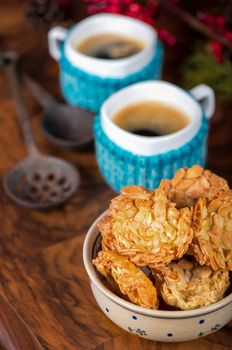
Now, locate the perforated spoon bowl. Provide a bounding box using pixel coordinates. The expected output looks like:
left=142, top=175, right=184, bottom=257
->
left=23, top=75, right=94, bottom=150
left=1, top=52, right=80, bottom=209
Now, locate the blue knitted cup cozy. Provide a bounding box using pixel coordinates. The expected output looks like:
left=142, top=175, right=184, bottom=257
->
left=94, top=115, right=209, bottom=192
left=59, top=41, right=164, bottom=112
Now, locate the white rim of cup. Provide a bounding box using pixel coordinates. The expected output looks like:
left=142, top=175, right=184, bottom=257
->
left=83, top=211, right=232, bottom=319
left=65, top=14, right=157, bottom=77
left=101, top=81, right=203, bottom=156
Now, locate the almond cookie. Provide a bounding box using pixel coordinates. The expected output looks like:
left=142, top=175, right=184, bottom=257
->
left=98, top=214, right=115, bottom=251
left=191, top=189, right=232, bottom=270
left=99, top=186, right=193, bottom=267
left=160, top=165, right=228, bottom=208
left=93, top=250, right=158, bottom=309
left=152, top=258, right=230, bottom=310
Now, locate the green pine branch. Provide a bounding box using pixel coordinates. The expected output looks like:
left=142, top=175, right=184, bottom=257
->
left=181, top=45, right=232, bottom=104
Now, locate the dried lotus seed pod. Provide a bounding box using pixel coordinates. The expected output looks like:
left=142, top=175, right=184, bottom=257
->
left=191, top=189, right=232, bottom=271
left=93, top=250, right=158, bottom=309
left=99, top=186, right=193, bottom=267
left=152, top=258, right=230, bottom=310
left=159, top=165, right=228, bottom=208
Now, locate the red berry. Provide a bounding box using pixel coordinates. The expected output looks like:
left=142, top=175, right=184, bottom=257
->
left=211, top=41, right=222, bottom=53
left=166, top=35, right=176, bottom=46
left=205, top=14, right=213, bottom=24
left=129, top=3, right=142, bottom=14
left=198, top=12, right=214, bottom=27
left=109, top=5, right=121, bottom=13
left=138, top=13, right=155, bottom=25
left=158, top=29, right=168, bottom=39
left=225, top=31, right=232, bottom=42
left=123, top=0, right=133, bottom=5
left=215, top=15, right=226, bottom=27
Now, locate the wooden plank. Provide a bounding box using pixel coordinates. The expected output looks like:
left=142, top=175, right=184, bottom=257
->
left=0, top=1, right=231, bottom=349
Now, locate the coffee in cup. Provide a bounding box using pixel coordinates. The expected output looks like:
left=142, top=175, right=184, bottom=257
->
left=112, top=101, right=190, bottom=137
left=76, top=34, right=144, bottom=60
left=48, top=14, right=157, bottom=78
left=101, top=81, right=215, bottom=156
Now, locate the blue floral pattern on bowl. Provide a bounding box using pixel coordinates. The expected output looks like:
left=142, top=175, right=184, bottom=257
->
left=198, top=323, right=221, bottom=337
left=128, top=326, right=147, bottom=337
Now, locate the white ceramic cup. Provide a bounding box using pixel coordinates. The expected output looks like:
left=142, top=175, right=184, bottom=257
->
left=101, top=81, right=215, bottom=156
left=48, top=14, right=157, bottom=78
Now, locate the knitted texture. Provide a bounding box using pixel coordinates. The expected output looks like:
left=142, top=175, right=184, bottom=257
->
left=59, top=41, right=163, bottom=112
left=94, top=115, right=209, bottom=192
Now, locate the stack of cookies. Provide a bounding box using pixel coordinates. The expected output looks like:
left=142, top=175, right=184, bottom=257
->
left=93, top=165, right=231, bottom=310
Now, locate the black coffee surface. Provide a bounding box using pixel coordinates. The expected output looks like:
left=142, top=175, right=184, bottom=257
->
left=90, top=42, right=139, bottom=59
left=113, top=101, right=190, bottom=137
left=77, top=34, right=143, bottom=60
left=131, top=129, right=161, bottom=137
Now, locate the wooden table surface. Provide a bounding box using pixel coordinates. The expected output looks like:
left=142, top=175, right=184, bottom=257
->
left=0, top=1, right=231, bottom=349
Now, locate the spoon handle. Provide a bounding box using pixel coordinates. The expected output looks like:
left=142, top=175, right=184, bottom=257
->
left=23, top=75, right=55, bottom=110
left=1, top=52, right=38, bottom=157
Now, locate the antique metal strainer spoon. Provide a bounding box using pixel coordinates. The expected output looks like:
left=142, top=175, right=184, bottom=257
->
left=23, top=75, right=94, bottom=151
left=1, top=52, right=80, bottom=209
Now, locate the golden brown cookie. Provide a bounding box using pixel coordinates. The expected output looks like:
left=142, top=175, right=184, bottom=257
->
left=152, top=258, right=230, bottom=310
left=191, top=189, right=232, bottom=270
left=99, top=186, right=193, bottom=267
left=93, top=250, right=158, bottom=309
left=160, top=165, right=228, bottom=208
left=98, top=215, right=115, bottom=251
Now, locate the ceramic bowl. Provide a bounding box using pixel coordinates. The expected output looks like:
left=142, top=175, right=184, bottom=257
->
left=83, top=212, right=232, bottom=342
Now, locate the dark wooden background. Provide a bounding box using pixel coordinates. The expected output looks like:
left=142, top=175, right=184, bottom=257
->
left=0, top=1, right=231, bottom=349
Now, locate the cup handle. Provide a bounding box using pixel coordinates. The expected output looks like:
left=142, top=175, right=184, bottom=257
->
left=48, top=26, right=68, bottom=61
left=189, top=84, right=215, bottom=120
